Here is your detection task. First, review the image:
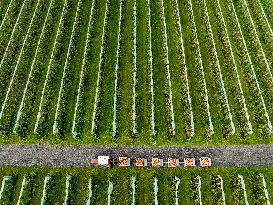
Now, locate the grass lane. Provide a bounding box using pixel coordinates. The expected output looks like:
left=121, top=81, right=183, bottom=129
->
left=164, top=0, right=189, bottom=141
left=156, top=169, right=173, bottom=204
left=95, top=0, right=120, bottom=139
left=116, top=0, right=134, bottom=141
left=110, top=169, right=131, bottom=205
left=150, top=0, right=169, bottom=140
left=51, top=0, right=85, bottom=137
left=74, top=170, right=91, bottom=205
left=43, top=170, right=66, bottom=204
left=0, top=175, right=17, bottom=204
left=136, top=169, right=154, bottom=204
left=91, top=169, right=109, bottom=205
left=134, top=0, right=152, bottom=140
left=246, top=171, right=267, bottom=204
left=71, top=0, right=96, bottom=138
left=200, top=169, right=213, bottom=204
left=218, top=171, right=233, bottom=204
left=14, top=172, right=39, bottom=205
left=266, top=172, right=273, bottom=203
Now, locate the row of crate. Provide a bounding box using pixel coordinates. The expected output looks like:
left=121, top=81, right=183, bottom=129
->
left=90, top=156, right=212, bottom=167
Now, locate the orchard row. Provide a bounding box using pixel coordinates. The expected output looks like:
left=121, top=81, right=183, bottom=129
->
left=0, top=167, right=272, bottom=204
left=0, top=0, right=272, bottom=144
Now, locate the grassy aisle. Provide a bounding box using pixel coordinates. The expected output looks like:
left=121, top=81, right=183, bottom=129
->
left=110, top=169, right=131, bottom=205
left=219, top=171, right=233, bottom=204
left=134, top=0, right=152, bottom=142
left=200, top=170, right=213, bottom=204
left=13, top=172, right=40, bottom=205
left=156, top=170, right=173, bottom=204
left=0, top=171, right=17, bottom=204
left=265, top=170, right=273, bottom=203
left=163, top=0, right=188, bottom=141
left=70, top=0, right=99, bottom=139
left=150, top=0, right=169, bottom=140
left=49, top=0, right=88, bottom=138
left=95, top=0, right=120, bottom=140
left=91, top=169, right=109, bottom=204
left=28, top=170, right=46, bottom=205
left=116, top=0, right=134, bottom=141
left=175, top=168, right=191, bottom=204
left=264, top=169, right=273, bottom=203
left=43, top=170, right=66, bottom=204
left=136, top=169, right=154, bottom=204
left=246, top=171, right=267, bottom=204
left=74, top=170, right=90, bottom=205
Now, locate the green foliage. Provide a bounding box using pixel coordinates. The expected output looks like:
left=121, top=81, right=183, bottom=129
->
left=0, top=167, right=271, bottom=204
left=0, top=173, right=18, bottom=205
left=0, top=0, right=272, bottom=145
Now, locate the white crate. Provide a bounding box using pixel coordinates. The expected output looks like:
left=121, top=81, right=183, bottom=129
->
left=98, top=156, right=109, bottom=165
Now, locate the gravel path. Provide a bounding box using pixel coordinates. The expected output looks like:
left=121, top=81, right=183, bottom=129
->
left=0, top=144, right=272, bottom=167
